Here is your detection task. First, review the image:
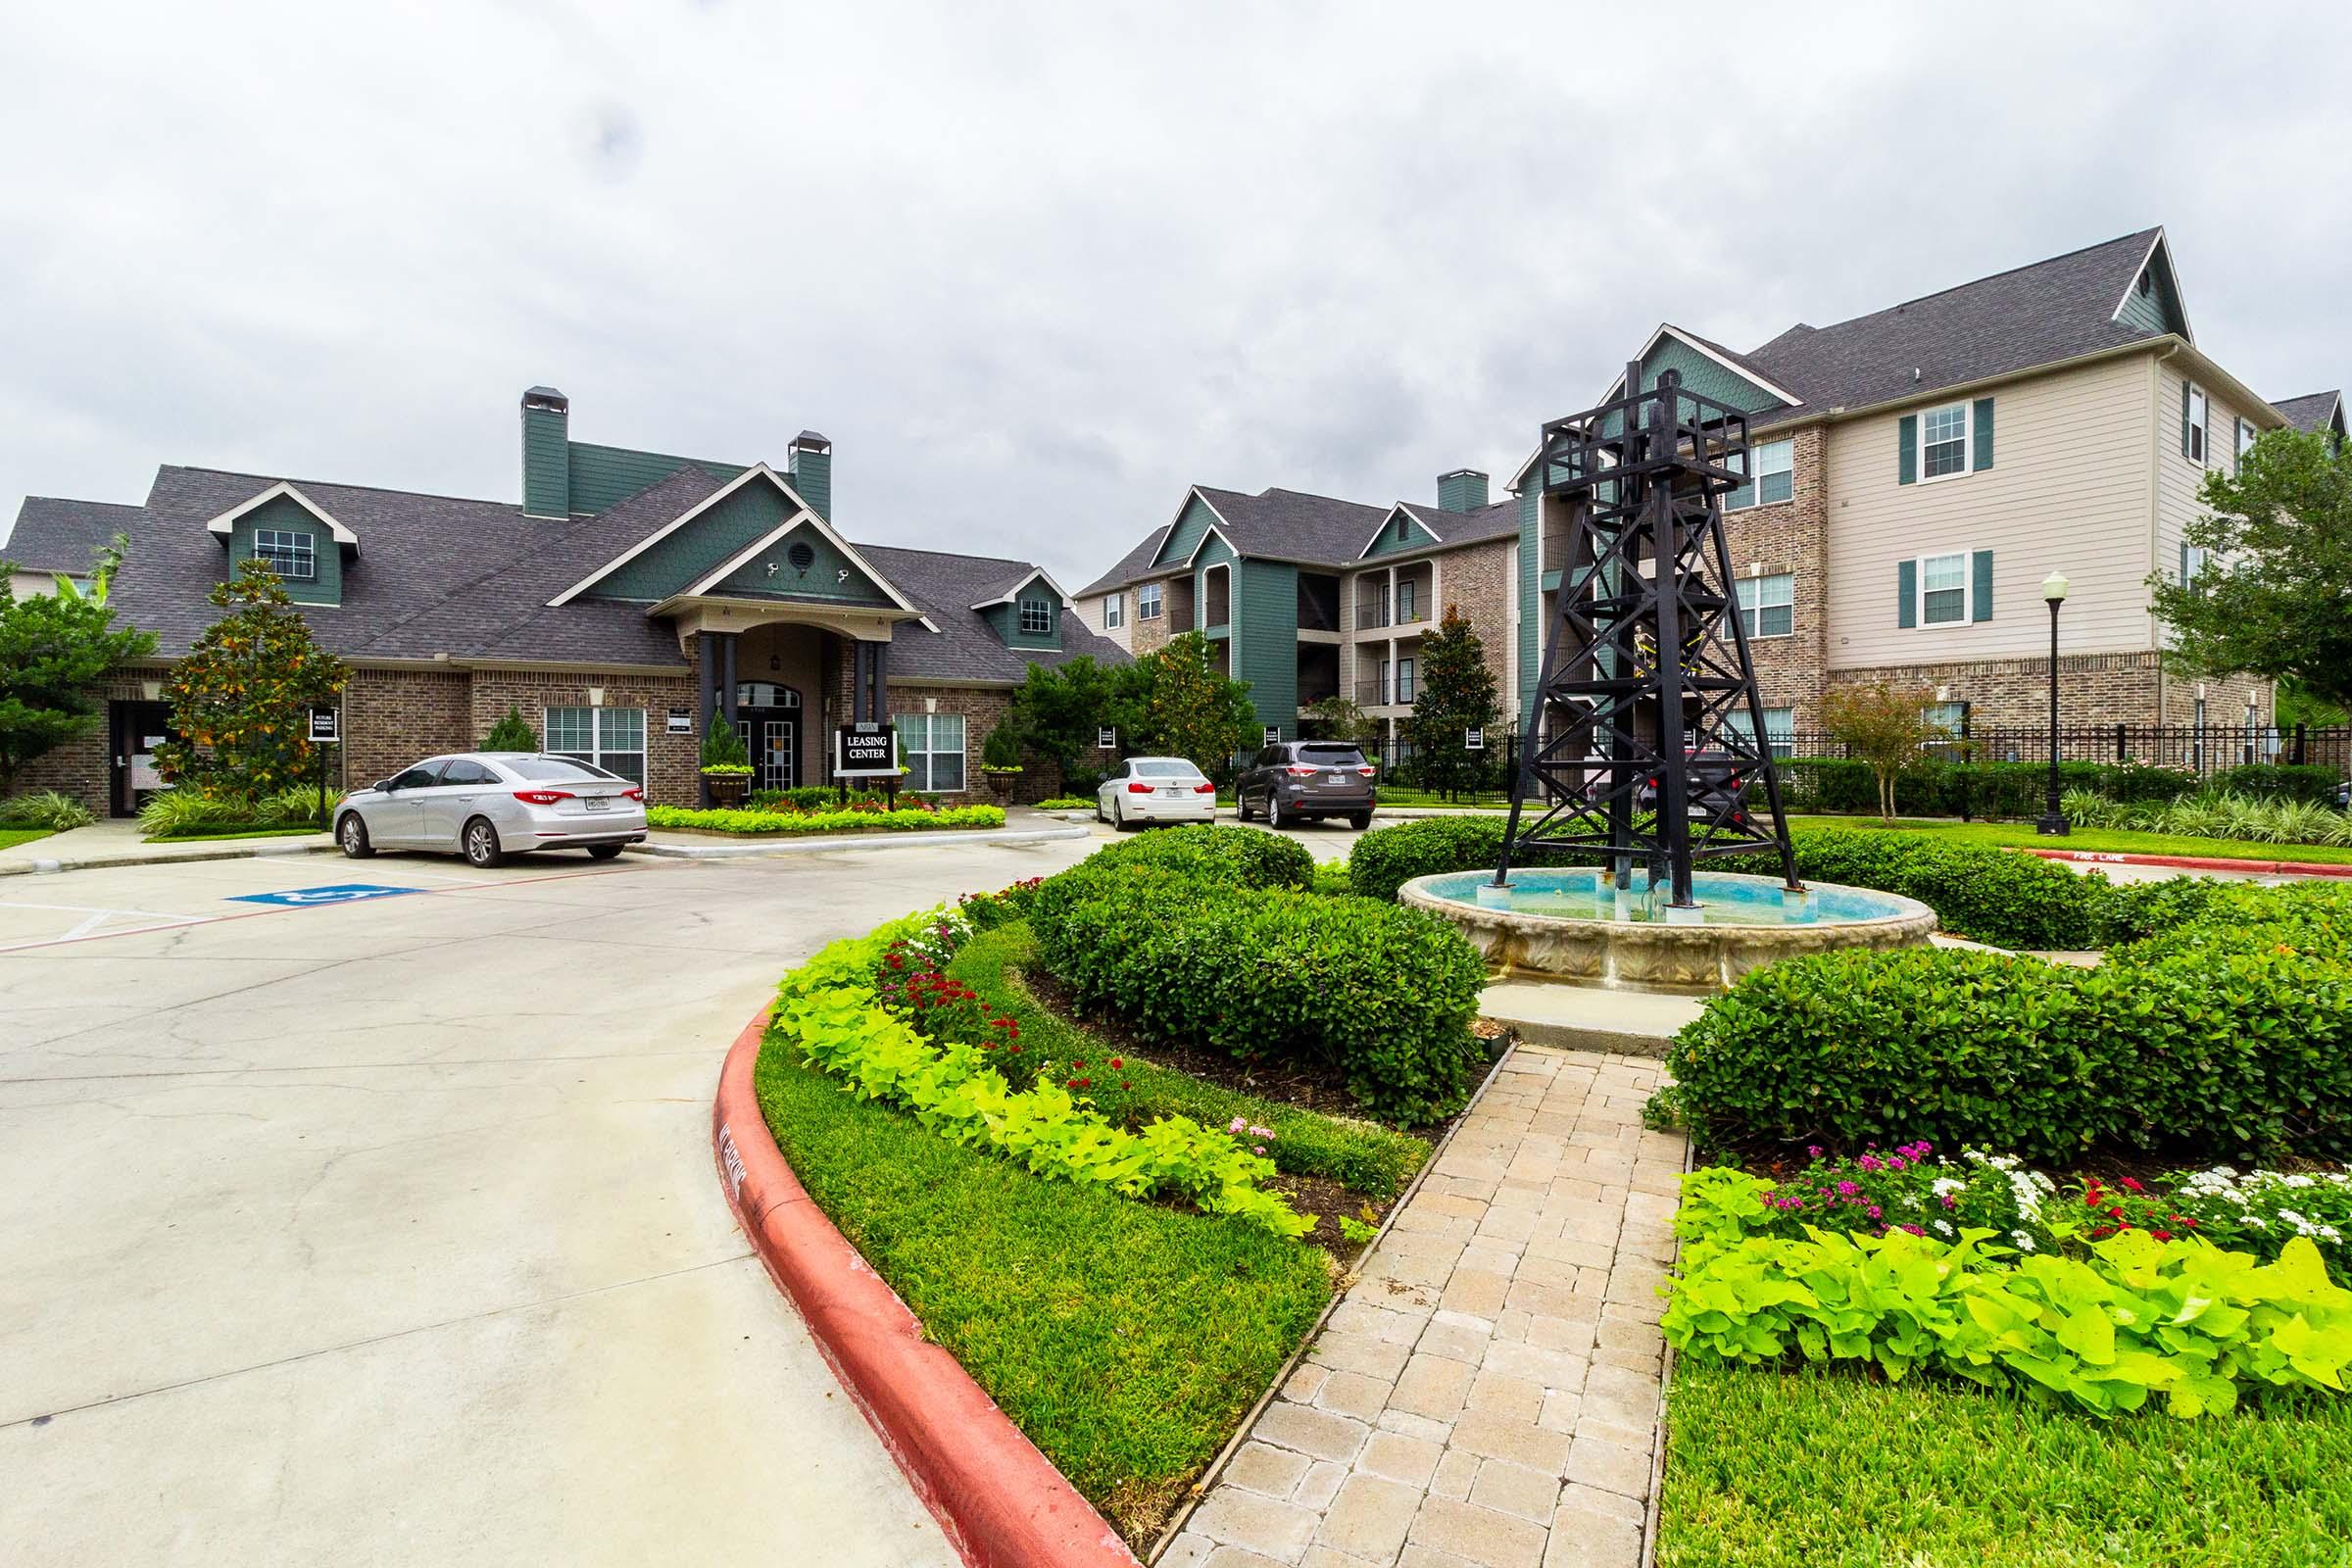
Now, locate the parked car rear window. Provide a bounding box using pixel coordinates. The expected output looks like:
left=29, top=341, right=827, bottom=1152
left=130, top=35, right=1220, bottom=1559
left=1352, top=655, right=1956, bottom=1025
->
left=1132, top=760, right=1202, bottom=778
left=504, top=757, right=613, bottom=782
left=1298, top=746, right=1366, bottom=765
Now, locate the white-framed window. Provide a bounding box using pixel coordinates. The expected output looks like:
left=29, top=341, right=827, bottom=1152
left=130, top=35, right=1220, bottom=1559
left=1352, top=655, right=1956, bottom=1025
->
left=1138, top=581, right=1163, bottom=619
left=2182, top=544, right=2210, bottom=587
left=546, top=706, right=647, bottom=787
left=255, top=528, right=317, bottom=582
left=1102, top=593, right=1123, bottom=629
left=1396, top=658, right=1417, bottom=704
left=1018, top=597, right=1053, bottom=635
left=1735, top=572, right=1794, bottom=639
left=2236, top=417, right=2257, bottom=472
left=1728, top=706, right=1795, bottom=758
left=1921, top=403, right=1970, bottom=480
left=894, top=711, right=966, bottom=793
left=2185, top=383, right=2209, bottom=465
left=1725, top=438, right=1793, bottom=510
left=1920, top=552, right=1969, bottom=624
left=1924, top=701, right=1968, bottom=738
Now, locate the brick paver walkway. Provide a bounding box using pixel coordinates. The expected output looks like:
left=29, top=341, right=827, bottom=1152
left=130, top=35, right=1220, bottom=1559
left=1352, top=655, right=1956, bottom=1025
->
left=1166, top=1048, right=1685, bottom=1568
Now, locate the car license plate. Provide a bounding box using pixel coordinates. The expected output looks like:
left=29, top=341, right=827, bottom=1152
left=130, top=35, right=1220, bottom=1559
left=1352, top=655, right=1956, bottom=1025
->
left=1325, top=771, right=1345, bottom=782
left=1160, top=787, right=1183, bottom=797
left=583, top=796, right=609, bottom=812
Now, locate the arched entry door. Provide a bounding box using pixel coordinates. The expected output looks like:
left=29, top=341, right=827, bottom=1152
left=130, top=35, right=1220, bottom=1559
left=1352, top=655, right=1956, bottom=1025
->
left=735, top=680, right=801, bottom=791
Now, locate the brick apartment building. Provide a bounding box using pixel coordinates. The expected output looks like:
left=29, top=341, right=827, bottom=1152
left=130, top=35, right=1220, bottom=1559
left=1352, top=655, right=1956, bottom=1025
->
left=2, top=388, right=1120, bottom=816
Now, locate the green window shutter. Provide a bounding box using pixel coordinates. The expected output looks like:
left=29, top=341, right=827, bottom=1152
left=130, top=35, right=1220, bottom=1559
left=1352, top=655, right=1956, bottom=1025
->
left=2180, top=541, right=2190, bottom=585
left=2180, top=380, right=2192, bottom=457
left=1897, top=415, right=1917, bottom=485
left=1971, top=550, right=1994, bottom=622
left=1972, top=398, right=1994, bottom=470
left=1897, top=559, right=1917, bottom=627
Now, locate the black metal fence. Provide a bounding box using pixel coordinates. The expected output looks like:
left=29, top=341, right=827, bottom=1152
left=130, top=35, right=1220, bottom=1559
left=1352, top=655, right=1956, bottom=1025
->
left=1332, top=722, right=2352, bottom=803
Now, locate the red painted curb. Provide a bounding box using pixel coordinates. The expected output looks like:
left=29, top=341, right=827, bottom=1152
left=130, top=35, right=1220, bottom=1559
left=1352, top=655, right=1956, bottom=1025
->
left=712, top=1010, right=1140, bottom=1568
left=2022, top=847, right=2352, bottom=878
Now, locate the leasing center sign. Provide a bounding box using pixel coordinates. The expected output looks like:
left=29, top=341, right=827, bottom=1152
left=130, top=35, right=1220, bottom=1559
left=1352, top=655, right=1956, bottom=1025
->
left=833, top=722, right=900, bottom=778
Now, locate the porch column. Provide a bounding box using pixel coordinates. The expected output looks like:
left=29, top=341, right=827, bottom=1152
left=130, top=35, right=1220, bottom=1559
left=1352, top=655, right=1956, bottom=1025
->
left=850, top=642, right=871, bottom=722
left=870, top=637, right=890, bottom=729
left=721, top=634, right=740, bottom=727
left=698, top=630, right=718, bottom=808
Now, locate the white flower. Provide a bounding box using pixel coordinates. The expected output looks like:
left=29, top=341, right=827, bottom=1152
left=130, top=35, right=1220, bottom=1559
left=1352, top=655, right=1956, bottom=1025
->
left=2011, top=1231, right=2035, bottom=1252
left=1933, top=1219, right=1954, bottom=1237
left=1932, top=1177, right=1966, bottom=1198
left=2282, top=1174, right=2315, bottom=1189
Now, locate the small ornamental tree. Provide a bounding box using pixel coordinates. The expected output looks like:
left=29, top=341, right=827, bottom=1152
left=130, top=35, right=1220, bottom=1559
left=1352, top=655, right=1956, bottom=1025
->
left=154, top=560, right=347, bottom=800
left=1005, top=655, right=1119, bottom=791
left=0, top=539, right=157, bottom=793
left=2148, top=428, right=2352, bottom=711
left=699, top=706, right=751, bottom=773
left=1120, top=631, right=1258, bottom=780
left=482, top=706, right=537, bottom=751
left=1300, top=694, right=1377, bottom=750
left=1405, top=608, right=1501, bottom=799
left=1820, top=679, right=1942, bottom=820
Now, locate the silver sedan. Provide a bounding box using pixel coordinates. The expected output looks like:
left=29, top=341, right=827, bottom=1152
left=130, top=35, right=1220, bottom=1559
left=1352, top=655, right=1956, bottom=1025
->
left=335, top=752, right=648, bottom=868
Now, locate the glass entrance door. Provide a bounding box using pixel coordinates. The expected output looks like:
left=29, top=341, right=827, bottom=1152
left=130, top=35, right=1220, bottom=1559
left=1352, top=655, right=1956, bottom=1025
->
left=734, top=681, right=802, bottom=794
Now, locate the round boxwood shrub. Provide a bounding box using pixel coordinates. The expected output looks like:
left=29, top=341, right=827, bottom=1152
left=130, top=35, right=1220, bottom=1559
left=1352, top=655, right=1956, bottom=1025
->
left=1087, top=822, right=1314, bottom=890
left=1662, top=881, right=2352, bottom=1164
left=1028, top=857, right=1485, bottom=1124
left=1348, top=816, right=1587, bottom=903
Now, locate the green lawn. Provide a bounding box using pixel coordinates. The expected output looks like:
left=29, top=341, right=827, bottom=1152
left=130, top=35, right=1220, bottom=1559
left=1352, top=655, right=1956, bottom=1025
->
left=0, top=828, right=53, bottom=852
left=1787, top=813, right=2352, bottom=866
left=753, top=1042, right=1331, bottom=1547
left=1660, top=1360, right=2352, bottom=1568
left=950, top=923, right=1429, bottom=1199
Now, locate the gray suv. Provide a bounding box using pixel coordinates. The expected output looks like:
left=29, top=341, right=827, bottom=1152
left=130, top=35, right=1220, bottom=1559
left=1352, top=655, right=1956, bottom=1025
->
left=1236, top=741, right=1378, bottom=829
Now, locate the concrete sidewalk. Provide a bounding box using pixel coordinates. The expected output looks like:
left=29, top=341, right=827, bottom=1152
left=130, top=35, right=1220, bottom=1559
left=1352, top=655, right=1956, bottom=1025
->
left=0, top=816, right=331, bottom=875
left=1169, top=1047, right=1684, bottom=1568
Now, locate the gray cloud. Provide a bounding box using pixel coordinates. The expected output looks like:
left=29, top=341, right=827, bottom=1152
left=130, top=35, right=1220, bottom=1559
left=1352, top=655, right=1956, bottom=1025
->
left=4, top=3, right=2348, bottom=597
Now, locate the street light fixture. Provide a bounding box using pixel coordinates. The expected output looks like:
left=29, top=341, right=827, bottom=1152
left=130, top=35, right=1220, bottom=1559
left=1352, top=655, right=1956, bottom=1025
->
left=2036, top=570, right=2071, bottom=836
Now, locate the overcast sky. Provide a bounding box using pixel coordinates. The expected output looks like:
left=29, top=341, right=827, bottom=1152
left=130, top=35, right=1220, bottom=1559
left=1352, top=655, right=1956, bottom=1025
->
left=5, top=3, right=2348, bottom=595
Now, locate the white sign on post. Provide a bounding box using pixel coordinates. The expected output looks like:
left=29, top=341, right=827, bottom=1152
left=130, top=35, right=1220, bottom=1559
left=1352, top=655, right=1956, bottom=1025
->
left=1465, top=727, right=1485, bottom=751
left=308, top=708, right=339, bottom=744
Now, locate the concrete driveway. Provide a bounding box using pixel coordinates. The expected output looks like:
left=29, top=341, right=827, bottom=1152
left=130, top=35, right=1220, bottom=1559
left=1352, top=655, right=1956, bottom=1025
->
left=0, top=835, right=1121, bottom=1565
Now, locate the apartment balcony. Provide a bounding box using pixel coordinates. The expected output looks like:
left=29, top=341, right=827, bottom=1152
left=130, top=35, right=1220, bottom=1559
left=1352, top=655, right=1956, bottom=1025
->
left=1355, top=601, right=1391, bottom=631
left=1355, top=679, right=1416, bottom=709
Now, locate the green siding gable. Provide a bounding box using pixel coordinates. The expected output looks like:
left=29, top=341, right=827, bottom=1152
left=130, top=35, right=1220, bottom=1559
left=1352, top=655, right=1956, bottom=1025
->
left=228, top=495, right=342, bottom=607
left=567, top=442, right=747, bottom=515
left=588, top=478, right=886, bottom=606
left=1235, top=559, right=1297, bottom=739
left=2115, top=244, right=2188, bottom=338
left=1362, top=509, right=1434, bottom=561
left=1635, top=336, right=1781, bottom=416
left=1153, top=495, right=1223, bottom=567
left=708, top=518, right=895, bottom=608
left=982, top=593, right=1064, bottom=651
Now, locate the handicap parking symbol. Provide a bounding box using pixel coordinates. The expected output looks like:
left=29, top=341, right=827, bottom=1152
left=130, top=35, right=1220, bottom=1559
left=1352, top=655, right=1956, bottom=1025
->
left=228, top=883, right=423, bottom=908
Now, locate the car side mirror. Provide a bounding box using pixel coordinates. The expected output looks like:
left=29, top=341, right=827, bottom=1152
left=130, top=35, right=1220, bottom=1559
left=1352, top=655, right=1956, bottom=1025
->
left=373, top=779, right=393, bottom=793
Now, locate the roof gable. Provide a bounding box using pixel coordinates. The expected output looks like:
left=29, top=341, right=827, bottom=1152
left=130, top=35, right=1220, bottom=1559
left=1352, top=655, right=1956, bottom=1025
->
left=203, top=481, right=359, bottom=547
left=1360, top=505, right=1445, bottom=560
left=550, top=464, right=843, bottom=607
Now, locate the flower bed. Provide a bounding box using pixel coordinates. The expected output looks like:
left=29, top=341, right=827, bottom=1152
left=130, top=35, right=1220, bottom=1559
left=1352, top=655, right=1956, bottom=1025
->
left=646, top=802, right=1004, bottom=834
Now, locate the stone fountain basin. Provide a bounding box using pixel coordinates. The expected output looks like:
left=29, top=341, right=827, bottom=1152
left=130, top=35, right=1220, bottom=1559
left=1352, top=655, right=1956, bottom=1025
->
left=1401, top=868, right=1937, bottom=994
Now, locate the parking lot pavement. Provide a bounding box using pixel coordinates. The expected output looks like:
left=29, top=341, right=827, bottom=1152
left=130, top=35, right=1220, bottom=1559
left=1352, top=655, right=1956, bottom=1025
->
left=0, top=835, right=1096, bottom=1566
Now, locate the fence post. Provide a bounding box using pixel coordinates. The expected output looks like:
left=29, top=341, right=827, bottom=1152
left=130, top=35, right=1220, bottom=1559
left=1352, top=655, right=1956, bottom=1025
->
left=2293, top=723, right=2308, bottom=767
left=2113, top=723, right=2126, bottom=763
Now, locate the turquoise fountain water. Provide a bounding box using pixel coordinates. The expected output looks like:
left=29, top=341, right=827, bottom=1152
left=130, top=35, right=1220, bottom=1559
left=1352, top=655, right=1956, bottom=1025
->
left=1417, top=868, right=1910, bottom=927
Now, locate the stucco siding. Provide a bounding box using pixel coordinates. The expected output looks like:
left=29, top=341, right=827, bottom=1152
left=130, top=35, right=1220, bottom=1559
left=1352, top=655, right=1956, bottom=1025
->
left=1826, top=352, right=2156, bottom=668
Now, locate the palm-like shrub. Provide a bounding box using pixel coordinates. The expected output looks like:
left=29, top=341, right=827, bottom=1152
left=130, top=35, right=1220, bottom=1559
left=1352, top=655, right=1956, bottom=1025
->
left=0, top=789, right=96, bottom=831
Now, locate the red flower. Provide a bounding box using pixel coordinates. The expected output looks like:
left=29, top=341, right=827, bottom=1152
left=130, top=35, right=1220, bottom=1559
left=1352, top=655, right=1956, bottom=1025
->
left=1109, top=1057, right=1123, bottom=1069
left=2120, top=1177, right=2144, bottom=1194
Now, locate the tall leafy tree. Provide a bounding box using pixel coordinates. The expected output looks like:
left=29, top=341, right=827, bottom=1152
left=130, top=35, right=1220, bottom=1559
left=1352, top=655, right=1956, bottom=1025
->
left=0, top=539, right=157, bottom=793
left=1405, top=608, right=1500, bottom=799
left=1120, top=632, right=1257, bottom=779
left=1820, top=679, right=1941, bottom=820
left=155, top=560, right=348, bottom=799
left=2149, top=428, right=2352, bottom=710
left=1005, top=654, right=1121, bottom=790
left=1300, top=694, right=1377, bottom=749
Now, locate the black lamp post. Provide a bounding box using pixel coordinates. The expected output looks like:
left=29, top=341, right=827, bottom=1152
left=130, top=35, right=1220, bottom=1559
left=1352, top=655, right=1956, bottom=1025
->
left=2035, top=569, right=2070, bottom=836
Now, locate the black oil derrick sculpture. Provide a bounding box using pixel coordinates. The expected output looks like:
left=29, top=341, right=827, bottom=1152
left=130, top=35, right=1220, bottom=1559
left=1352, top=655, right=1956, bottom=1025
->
left=1494, top=364, right=1801, bottom=908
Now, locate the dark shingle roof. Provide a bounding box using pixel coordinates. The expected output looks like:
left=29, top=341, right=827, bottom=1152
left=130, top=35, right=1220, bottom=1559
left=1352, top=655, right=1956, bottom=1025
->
left=1193, top=486, right=1390, bottom=566
left=81, top=463, right=1118, bottom=682
left=860, top=545, right=1125, bottom=684
left=1077, top=526, right=1169, bottom=597
left=2272, top=391, right=2343, bottom=433
left=1398, top=500, right=1517, bottom=548
left=4, top=497, right=145, bottom=575
left=1740, top=227, right=2169, bottom=418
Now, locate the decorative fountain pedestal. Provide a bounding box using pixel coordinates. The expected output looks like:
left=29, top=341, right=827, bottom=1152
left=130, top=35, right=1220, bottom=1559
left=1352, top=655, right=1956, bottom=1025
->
left=1404, top=867, right=1935, bottom=994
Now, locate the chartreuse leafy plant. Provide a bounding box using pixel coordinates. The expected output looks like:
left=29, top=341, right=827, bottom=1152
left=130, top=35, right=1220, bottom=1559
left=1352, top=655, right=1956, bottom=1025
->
left=647, top=803, right=1004, bottom=834
left=771, top=920, right=1312, bottom=1238
left=1666, top=1167, right=2352, bottom=1419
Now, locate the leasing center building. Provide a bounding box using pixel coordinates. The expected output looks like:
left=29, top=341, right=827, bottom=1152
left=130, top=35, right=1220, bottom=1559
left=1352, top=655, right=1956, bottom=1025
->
left=3, top=388, right=1119, bottom=814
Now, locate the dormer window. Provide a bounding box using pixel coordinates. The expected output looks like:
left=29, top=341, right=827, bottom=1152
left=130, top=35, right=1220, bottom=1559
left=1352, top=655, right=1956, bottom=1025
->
left=1018, top=597, right=1053, bottom=635
left=255, top=528, right=317, bottom=582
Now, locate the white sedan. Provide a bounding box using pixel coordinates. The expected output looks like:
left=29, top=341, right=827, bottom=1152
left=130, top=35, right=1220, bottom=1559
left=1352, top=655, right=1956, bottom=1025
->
left=1097, top=757, right=1217, bottom=830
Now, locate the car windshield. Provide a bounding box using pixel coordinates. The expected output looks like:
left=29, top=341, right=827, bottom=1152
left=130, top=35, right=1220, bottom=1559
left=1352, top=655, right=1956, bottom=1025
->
left=1298, top=746, right=1365, bottom=765
left=1132, top=760, right=1201, bottom=779
left=504, top=756, right=616, bottom=783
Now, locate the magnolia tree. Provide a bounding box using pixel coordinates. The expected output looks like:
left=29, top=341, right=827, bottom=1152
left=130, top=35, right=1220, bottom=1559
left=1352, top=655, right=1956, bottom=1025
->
left=1405, top=608, right=1501, bottom=799
left=155, top=561, right=347, bottom=800
left=1005, top=654, right=1121, bottom=792
left=1119, top=632, right=1257, bottom=780
left=2149, top=428, right=2352, bottom=712
left=1820, top=679, right=1943, bottom=820
left=0, top=538, right=156, bottom=794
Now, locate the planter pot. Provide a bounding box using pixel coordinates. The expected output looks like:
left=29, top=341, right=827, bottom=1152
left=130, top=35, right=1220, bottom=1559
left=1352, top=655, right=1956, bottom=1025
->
left=705, top=773, right=750, bottom=808
left=983, top=770, right=1019, bottom=803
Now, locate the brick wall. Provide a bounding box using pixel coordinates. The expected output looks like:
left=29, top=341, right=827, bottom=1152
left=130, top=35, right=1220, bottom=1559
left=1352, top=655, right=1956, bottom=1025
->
left=466, top=665, right=704, bottom=806
left=1822, top=651, right=2268, bottom=733
left=341, top=668, right=473, bottom=795
left=7, top=672, right=152, bottom=815
left=1434, top=538, right=1515, bottom=709
left=1721, top=424, right=1831, bottom=723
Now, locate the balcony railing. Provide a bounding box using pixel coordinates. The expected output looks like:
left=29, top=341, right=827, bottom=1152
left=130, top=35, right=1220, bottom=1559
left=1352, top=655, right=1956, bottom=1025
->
left=1355, top=602, right=1390, bottom=631
left=1354, top=679, right=1417, bottom=708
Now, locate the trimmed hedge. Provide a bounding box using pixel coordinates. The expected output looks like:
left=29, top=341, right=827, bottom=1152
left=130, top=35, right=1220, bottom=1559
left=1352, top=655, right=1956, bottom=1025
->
left=647, top=803, right=1004, bottom=833
left=1352, top=818, right=2106, bottom=950
left=1028, top=828, right=1482, bottom=1124
left=1661, top=881, right=2352, bottom=1164
left=1779, top=758, right=2339, bottom=818
left=2209, top=762, right=2345, bottom=805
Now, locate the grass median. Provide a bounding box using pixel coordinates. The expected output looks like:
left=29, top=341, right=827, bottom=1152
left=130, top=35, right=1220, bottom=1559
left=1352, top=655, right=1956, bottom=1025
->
left=1659, top=1359, right=2352, bottom=1568
left=752, top=1041, right=1331, bottom=1546
left=1786, top=812, right=2352, bottom=865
